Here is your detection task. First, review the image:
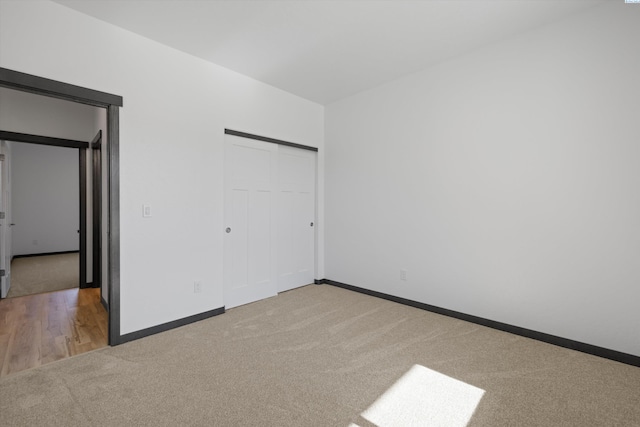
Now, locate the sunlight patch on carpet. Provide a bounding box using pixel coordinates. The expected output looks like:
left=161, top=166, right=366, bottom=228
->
left=351, top=364, right=485, bottom=427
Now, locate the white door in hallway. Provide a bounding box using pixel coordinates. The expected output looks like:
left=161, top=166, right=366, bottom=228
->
left=223, top=135, right=278, bottom=309
left=277, top=146, right=316, bottom=292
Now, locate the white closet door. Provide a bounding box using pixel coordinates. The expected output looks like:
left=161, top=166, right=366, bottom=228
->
left=277, top=146, right=316, bottom=292
left=223, top=135, right=278, bottom=309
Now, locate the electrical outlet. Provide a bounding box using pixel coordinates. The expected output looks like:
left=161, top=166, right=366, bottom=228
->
left=194, top=281, right=202, bottom=293
left=143, top=205, right=152, bottom=218
left=400, top=269, right=407, bottom=281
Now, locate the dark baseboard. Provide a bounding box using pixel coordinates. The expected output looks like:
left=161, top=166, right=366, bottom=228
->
left=80, top=282, right=100, bottom=289
left=117, top=306, right=226, bottom=345
left=318, top=279, right=640, bottom=368
left=100, top=296, right=109, bottom=312
left=314, top=279, right=324, bottom=284
left=13, top=250, right=79, bottom=259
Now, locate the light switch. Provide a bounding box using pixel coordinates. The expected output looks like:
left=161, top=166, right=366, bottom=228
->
left=143, top=205, right=152, bottom=218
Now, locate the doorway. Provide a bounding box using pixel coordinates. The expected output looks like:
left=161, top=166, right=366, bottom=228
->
left=0, top=131, right=108, bottom=376
left=0, top=67, right=122, bottom=345
left=0, top=131, right=101, bottom=298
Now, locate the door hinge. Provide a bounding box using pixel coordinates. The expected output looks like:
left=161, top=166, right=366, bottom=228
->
left=0, top=212, right=5, bottom=219
left=0, top=270, right=5, bottom=277
left=0, top=154, right=5, bottom=161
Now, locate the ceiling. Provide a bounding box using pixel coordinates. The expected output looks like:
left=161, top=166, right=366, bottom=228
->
left=54, top=0, right=604, bottom=105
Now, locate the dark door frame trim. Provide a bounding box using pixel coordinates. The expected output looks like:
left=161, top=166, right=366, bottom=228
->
left=0, top=67, right=122, bottom=346
left=0, top=131, right=87, bottom=149
left=0, top=68, right=123, bottom=107
left=91, top=131, right=102, bottom=291
left=79, top=148, right=87, bottom=288
left=107, top=105, right=120, bottom=344
left=0, top=130, right=89, bottom=289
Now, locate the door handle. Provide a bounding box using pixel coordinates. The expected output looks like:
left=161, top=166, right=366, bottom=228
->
left=226, top=227, right=231, bottom=233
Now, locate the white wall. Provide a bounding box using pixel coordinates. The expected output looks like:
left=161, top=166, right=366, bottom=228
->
left=0, top=1, right=324, bottom=334
left=10, top=143, right=79, bottom=255
left=326, top=2, right=640, bottom=357
left=0, top=87, right=99, bottom=141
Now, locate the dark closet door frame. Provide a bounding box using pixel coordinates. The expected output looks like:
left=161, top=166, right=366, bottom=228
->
left=0, top=67, right=123, bottom=346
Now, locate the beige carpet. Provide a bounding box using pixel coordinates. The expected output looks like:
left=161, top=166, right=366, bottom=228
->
left=7, top=253, right=79, bottom=298
left=0, top=284, right=639, bottom=426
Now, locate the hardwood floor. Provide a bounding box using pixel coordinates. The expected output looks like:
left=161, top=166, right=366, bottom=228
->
left=0, top=288, right=107, bottom=378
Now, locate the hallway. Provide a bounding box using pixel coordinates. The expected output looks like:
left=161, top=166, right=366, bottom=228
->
left=0, top=287, right=107, bottom=377
left=8, top=253, right=79, bottom=298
